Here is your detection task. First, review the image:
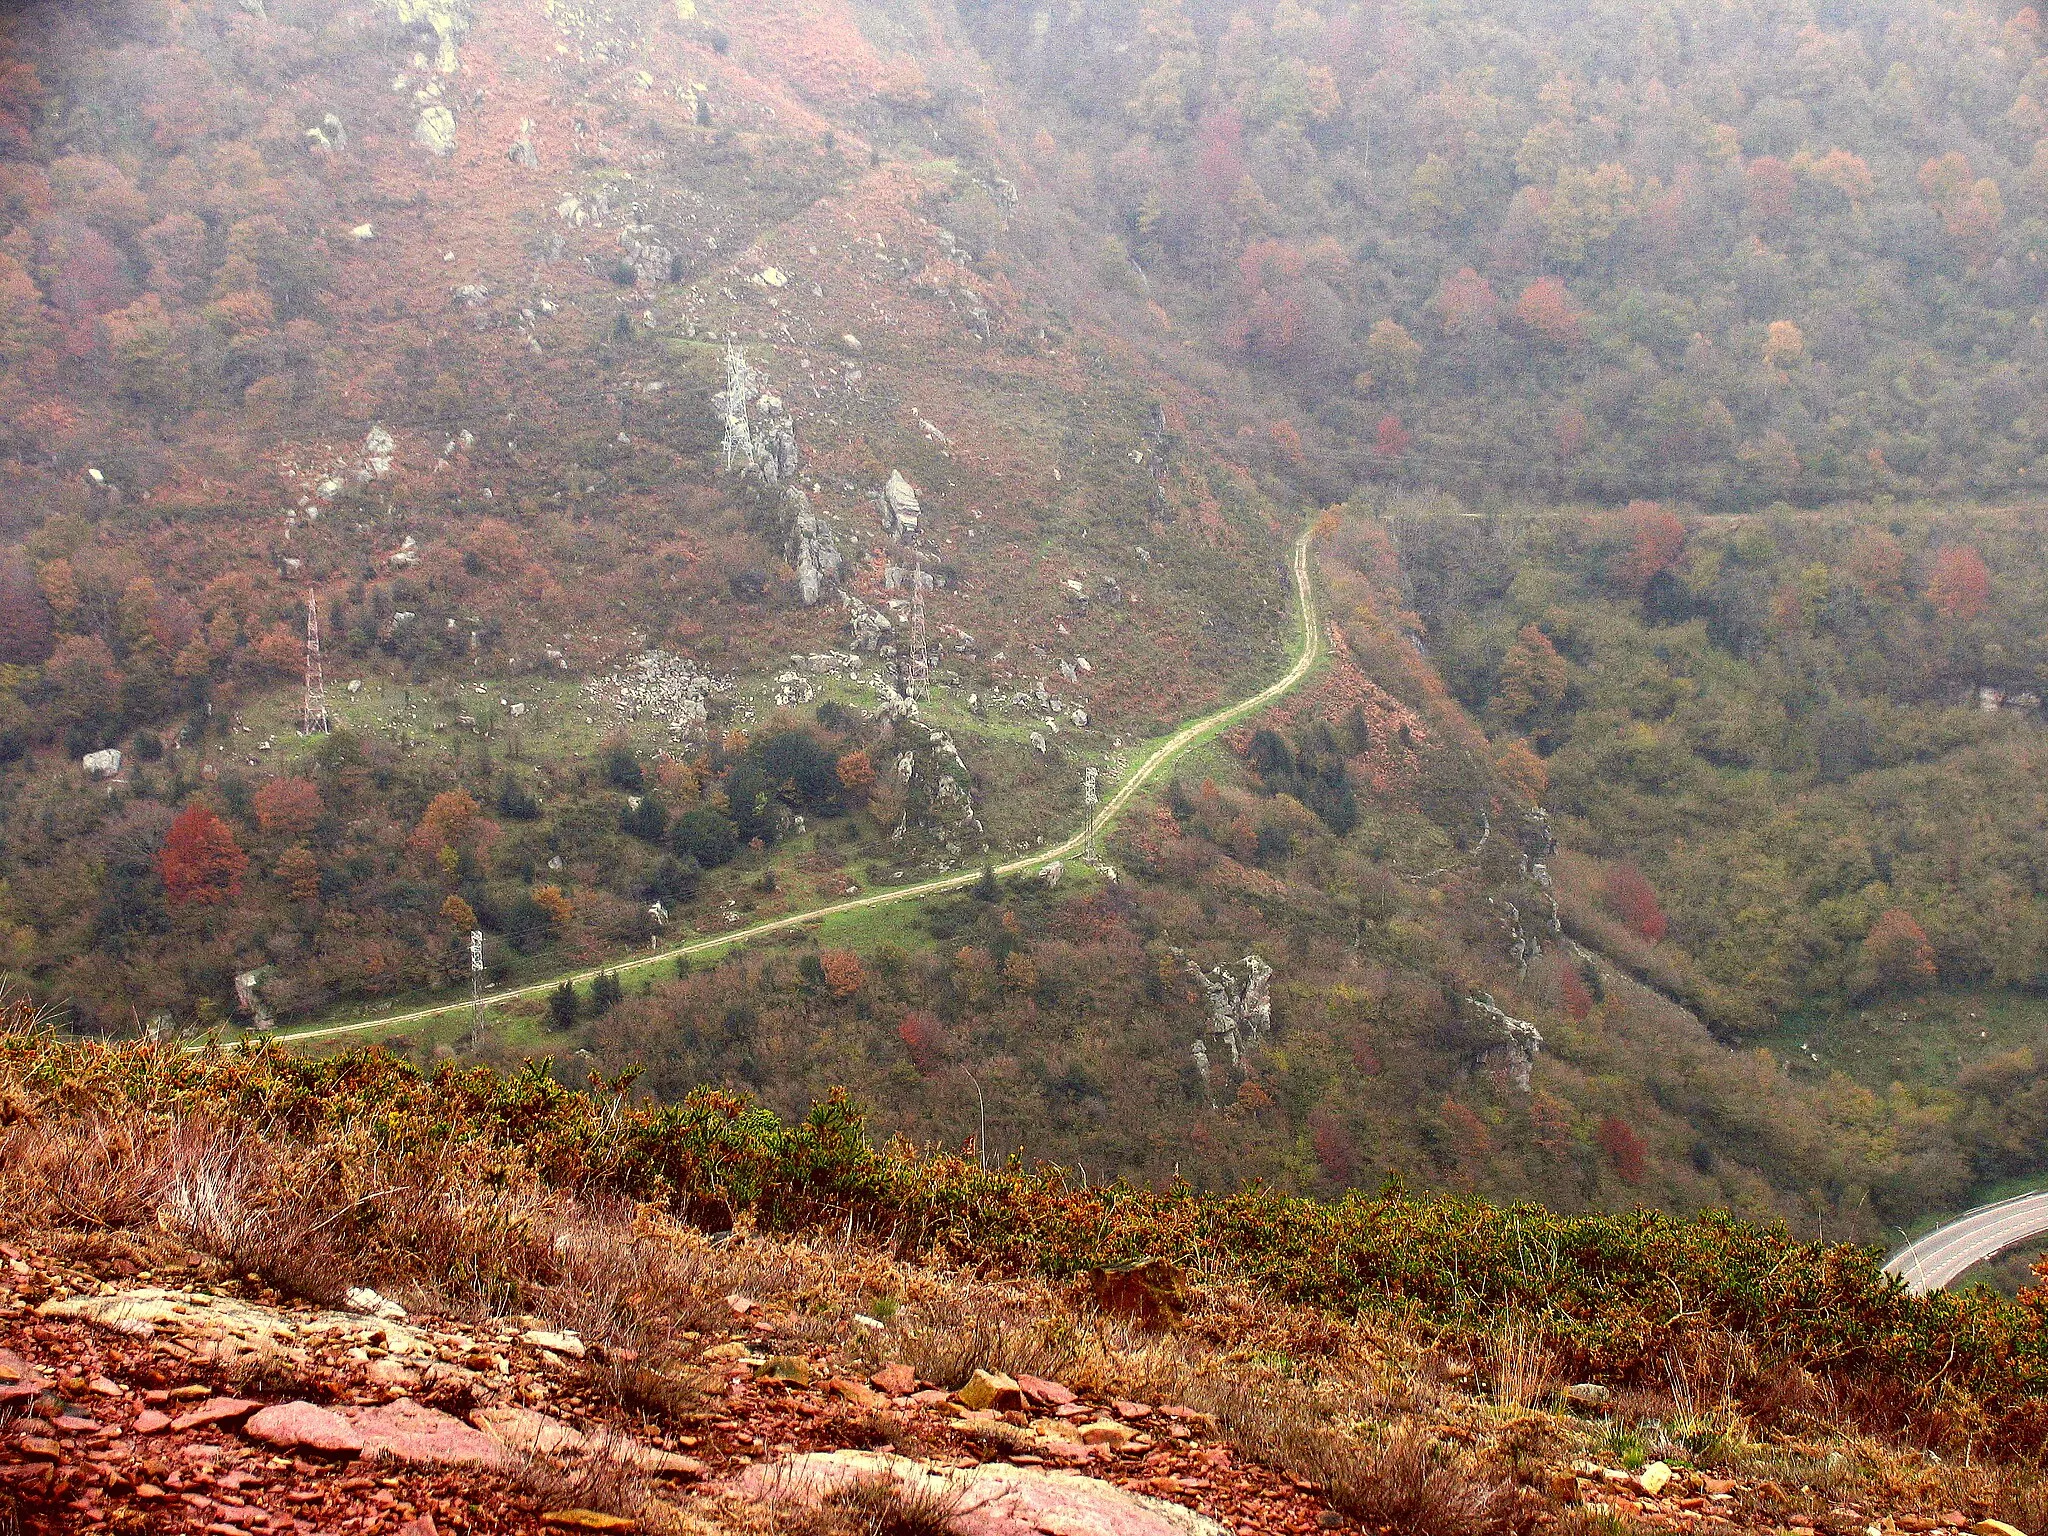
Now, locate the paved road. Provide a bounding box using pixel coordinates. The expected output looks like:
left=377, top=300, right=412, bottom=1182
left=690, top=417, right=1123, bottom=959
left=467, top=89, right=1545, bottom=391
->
left=265, top=526, right=1323, bottom=1048
left=1883, top=1190, right=2048, bottom=1292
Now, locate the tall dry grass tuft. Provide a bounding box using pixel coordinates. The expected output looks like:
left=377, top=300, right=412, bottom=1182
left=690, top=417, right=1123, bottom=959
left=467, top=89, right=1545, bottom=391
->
left=1192, top=1376, right=1520, bottom=1536
left=1487, top=1315, right=1559, bottom=1410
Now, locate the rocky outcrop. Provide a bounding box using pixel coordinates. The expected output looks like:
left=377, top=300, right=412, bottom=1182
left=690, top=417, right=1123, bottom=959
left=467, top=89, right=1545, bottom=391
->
left=881, top=470, right=921, bottom=538
left=843, top=591, right=892, bottom=652
left=885, top=725, right=986, bottom=862
left=785, top=489, right=842, bottom=606
left=507, top=117, right=538, bottom=168
left=718, top=347, right=840, bottom=607
left=379, top=0, right=469, bottom=73
left=1181, top=952, right=1273, bottom=1067
left=413, top=105, right=456, bottom=156
left=1468, top=992, right=1543, bottom=1092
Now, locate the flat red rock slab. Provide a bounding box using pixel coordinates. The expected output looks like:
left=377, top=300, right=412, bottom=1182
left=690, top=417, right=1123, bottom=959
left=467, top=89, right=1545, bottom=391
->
left=1016, top=1374, right=1076, bottom=1407
left=171, top=1398, right=260, bottom=1431
left=343, top=1397, right=514, bottom=1468
left=132, top=1408, right=172, bottom=1434
left=246, top=1400, right=364, bottom=1455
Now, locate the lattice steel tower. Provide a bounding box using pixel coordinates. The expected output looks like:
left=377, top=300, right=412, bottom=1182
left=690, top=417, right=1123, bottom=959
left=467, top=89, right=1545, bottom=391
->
left=302, top=589, right=330, bottom=736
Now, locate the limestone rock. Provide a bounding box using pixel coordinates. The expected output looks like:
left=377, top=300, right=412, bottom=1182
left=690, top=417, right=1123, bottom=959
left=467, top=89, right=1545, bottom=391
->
left=881, top=471, right=921, bottom=538
left=1563, top=1382, right=1610, bottom=1411
left=471, top=1406, right=705, bottom=1476
left=842, top=592, right=892, bottom=653
left=737, top=1450, right=1226, bottom=1536
left=245, top=1401, right=364, bottom=1456
left=1638, top=1461, right=1672, bottom=1497
left=1468, top=992, right=1543, bottom=1093
left=521, top=1328, right=585, bottom=1358
left=81, top=748, right=121, bottom=778
left=955, top=1369, right=1024, bottom=1412
left=345, top=1287, right=408, bottom=1322
left=414, top=105, right=456, bottom=156
left=508, top=117, right=539, bottom=168
left=1175, top=952, right=1273, bottom=1067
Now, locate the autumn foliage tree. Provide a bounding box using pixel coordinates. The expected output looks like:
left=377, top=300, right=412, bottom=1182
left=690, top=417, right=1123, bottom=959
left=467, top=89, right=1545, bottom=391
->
left=1603, top=862, right=1668, bottom=941
left=1608, top=502, right=1686, bottom=593
left=252, top=777, right=323, bottom=840
left=898, top=1008, right=947, bottom=1072
left=159, top=802, right=248, bottom=906
left=819, top=949, right=867, bottom=999
left=1493, top=624, right=1567, bottom=722
left=1862, top=909, right=1936, bottom=993
left=1596, top=1115, right=1648, bottom=1183
left=1927, top=546, right=1991, bottom=620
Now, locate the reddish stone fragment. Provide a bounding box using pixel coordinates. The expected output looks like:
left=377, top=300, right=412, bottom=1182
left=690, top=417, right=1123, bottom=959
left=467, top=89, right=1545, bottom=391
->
left=171, top=1398, right=260, bottom=1432
left=132, top=1409, right=172, bottom=1434
left=245, top=1401, right=363, bottom=1456
left=1016, top=1373, right=1076, bottom=1407
left=870, top=1363, right=917, bottom=1397
left=342, top=1397, right=511, bottom=1468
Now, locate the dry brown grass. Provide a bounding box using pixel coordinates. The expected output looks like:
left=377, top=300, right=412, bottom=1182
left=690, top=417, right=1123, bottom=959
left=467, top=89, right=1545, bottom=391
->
left=1189, top=1374, right=1522, bottom=1535
left=0, top=1103, right=806, bottom=1412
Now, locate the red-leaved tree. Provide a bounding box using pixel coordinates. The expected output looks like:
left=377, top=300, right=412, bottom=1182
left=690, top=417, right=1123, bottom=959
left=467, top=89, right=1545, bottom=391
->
left=1603, top=862, right=1668, bottom=941
left=1863, top=909, right=1936, bottom=993
left=1927, top=545, right=1991, bottom=621
left=898, top=1009, right=947, bottom=1073
left=159, top=802, right=248, bottom=906
left=1596, top=1115, right=1648, bottom=1183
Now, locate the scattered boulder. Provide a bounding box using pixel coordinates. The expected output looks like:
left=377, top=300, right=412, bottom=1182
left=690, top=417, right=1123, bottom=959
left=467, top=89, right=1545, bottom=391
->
left=955, top=1369, right=1025, bottom=1412
left=471, top=1406, right=704, bottom=1476
left=881, top=470, right=921, bottom=538
left=871, top=1363, right=916, bottom=1396
left=521, top=1327, right=586, bottom=1358
left=1563, top=1382, right=1611, bottom=1411
left=81, top=748, right=121, bottom=778
left=1015, top=1373, right=1075, bottom=1407
left=171, top=1397, right=261, bottom=1432
left=508, top=117, right=539, bottom=168
left=345, top=1287, right=408, bottom=1323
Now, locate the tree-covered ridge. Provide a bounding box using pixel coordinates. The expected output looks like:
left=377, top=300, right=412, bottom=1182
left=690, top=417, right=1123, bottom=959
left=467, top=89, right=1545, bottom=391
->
left=1403, top=502, right=2048, bottom=1034
left=967, top=0, right=2048, bottom=503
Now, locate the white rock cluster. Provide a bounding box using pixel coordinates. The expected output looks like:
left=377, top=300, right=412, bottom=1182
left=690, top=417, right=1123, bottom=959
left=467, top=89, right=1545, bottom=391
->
left=582, top=651, right=729, bottom=739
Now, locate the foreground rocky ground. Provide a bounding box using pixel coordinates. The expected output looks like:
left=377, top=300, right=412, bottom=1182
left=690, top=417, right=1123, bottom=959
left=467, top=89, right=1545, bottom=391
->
left=0, top=1224, right=2037, bottom=1536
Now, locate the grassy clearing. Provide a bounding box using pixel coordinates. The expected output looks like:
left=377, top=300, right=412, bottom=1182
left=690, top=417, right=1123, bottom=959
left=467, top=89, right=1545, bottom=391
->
left=245, top=530, right=1320, bottom=1054
left=1758, top=988, right=2048, bottom=1093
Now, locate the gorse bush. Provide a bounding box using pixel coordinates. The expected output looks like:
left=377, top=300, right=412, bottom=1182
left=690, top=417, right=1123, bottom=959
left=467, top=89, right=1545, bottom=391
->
left=10, top=1035, right=2048, bottom=1454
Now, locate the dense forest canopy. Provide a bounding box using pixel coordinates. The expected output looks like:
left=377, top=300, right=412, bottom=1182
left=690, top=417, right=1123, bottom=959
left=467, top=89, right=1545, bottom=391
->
left=965, top=0, right=2048, bottom=503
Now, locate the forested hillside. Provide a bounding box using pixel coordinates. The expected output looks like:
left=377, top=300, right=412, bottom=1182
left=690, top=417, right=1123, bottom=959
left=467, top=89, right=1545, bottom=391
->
left=8, top=0, right=2048, bottom=1242
left=963, top=0, right=2048, bottom=503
